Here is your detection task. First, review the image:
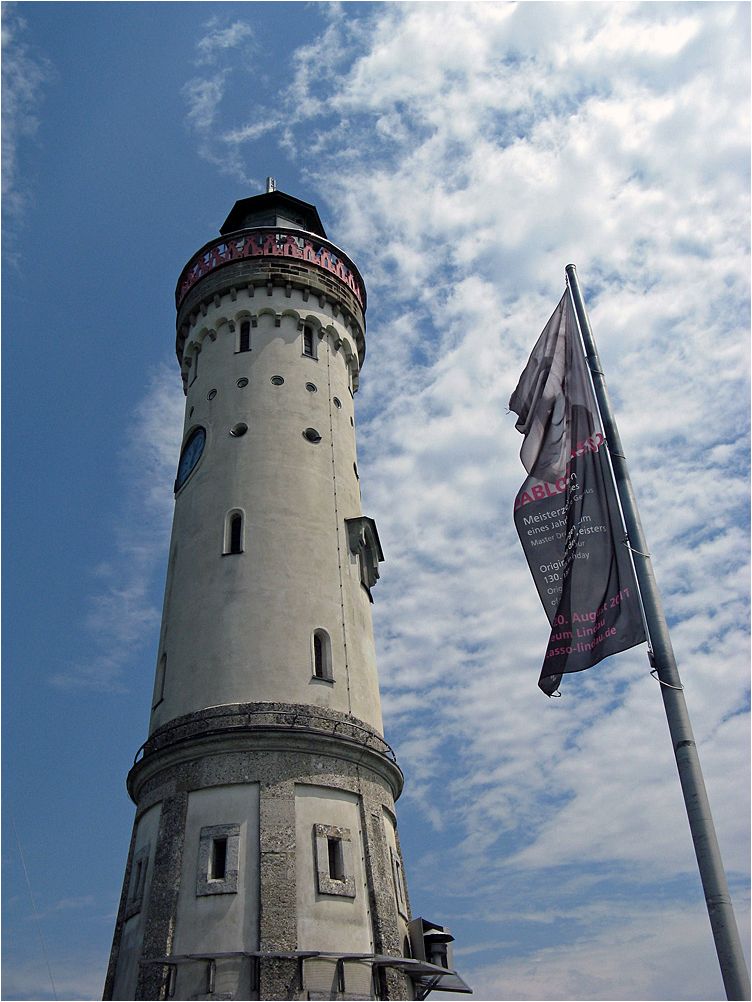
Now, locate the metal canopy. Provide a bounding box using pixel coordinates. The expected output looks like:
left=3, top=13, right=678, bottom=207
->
left=141, top=948, right=472, bottom=999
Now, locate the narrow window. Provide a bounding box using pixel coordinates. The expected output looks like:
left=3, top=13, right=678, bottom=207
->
left=312, top=629, right=332, bottom=681
left=303, top=325, right=316, bottom=358
left=153, top=652, right=166, bottom=708
left=196, top=824, right=240, bottom=896
left=327, top=837, right=345, bottom=881
left=190, top=351, right=199, bottom=384
left=224, top=510, right=245, bottom=555
left=239, top=320, right=251, bottom=353
left=210, top=838, right=228, bottom=880
left=395, top=855, right=406, bottom=908
left=313, top=824, right=355, bottom=897
left=230, top=515, right=242, bottom=554
left=313, top=634, right=324, bottom=678
left=126, top=845, right=150, bottom=918
left=133, top=858, right=145, bottom=895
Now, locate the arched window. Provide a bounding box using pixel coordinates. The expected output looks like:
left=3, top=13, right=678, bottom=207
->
left=238, top=320, right=251, bottom=353
left=312, top=629, right=333, bottom=681
left=229, top=514, right=242, bottom=553
left=223, top=510, right=244, bottom=555
left=303, top=324, right=316, bottom=359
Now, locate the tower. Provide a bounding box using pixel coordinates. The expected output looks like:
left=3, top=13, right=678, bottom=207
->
left=104, top=186, right=468, bottom=1002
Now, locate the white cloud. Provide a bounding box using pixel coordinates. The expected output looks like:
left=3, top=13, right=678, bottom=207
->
left=1, top=5, right=52, bottom=220
left=452, top=895, right=750, bottom=1001
left=182, top=16, right=257, bottom=184
left=184, top=76, right=227, bottom=131
left=196, top=20, right=253, bottom=65
left=52, top=364, right=184, bottom=691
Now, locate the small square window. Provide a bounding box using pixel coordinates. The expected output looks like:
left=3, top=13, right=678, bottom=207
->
left=196, top=824, right=240, bottom=896
left=313, top=824, right=355, bottom=898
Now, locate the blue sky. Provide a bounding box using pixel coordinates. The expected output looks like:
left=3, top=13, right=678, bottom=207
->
left=2, top=3, right=749, bottom=1000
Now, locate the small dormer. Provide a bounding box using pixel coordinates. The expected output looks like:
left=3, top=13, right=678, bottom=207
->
left=220, top=186, right=327, bottom=238
left=345, top=516, right=384, bottom=601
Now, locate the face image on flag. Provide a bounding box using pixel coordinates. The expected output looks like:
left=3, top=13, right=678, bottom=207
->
left=510, top=292, right=646, bottom=695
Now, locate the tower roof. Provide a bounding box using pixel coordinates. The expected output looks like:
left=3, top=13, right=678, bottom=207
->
left=220, top=189, right=327, bottom=238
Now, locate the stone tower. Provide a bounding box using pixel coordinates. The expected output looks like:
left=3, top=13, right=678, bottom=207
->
left=104, top=187, right=468, bottom=1002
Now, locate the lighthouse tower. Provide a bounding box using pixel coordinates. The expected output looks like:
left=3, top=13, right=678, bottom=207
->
left=104, top=185, right=468, bottom=1002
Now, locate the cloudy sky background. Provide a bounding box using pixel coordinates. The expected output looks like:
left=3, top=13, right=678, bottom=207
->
left=3, top=3, right=749, bottom=1000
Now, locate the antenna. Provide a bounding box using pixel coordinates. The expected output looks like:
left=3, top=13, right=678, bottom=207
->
left=266, top=176, right=277, bottom=193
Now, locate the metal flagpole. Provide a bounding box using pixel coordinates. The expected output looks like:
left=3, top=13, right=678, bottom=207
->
left=565, top=263, right=750, bottom=1002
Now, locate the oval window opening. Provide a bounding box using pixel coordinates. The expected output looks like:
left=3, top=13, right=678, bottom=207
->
left=304, top=427, right=321, bottom=444
left=207, top=389, right=217, bottom=400
left=333, top=397, right=342, bottom=409
left=270, top=375, right=284, bottom=386
left=237, top=377, right=249, bottom=388
left=230, top=423, right=248, bottom=438
left=306, top=382, right=317, bottom=393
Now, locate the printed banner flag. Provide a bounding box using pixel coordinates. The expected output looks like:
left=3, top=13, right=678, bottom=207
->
left=510, top=292, right=645, bottom=695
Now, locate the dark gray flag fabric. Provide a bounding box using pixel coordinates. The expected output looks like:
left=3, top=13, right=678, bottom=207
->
left=510, top=292, right=645, bottom=695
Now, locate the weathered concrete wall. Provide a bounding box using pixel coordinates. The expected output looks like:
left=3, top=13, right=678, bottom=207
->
left=106, top=715, right=412, bottom=1000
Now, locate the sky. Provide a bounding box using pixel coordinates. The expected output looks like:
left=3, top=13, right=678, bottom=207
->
left=2, top=2, right=749, bottom=1001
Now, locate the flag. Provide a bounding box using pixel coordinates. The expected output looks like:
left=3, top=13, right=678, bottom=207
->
left=510, top=292, right=645, bottom=695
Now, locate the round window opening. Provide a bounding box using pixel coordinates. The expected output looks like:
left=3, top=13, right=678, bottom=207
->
left=333, top=396, right=342, bottom=409
left=207, top=389, right=217, bottom=400
left=304, top=427, right=322, bottom=444
left=306, top=382, right=317, bottom=393
left=230, top=423, right=248, bottom=438
left=237, top=377, right=249, bottom=388
left=270, top=375, right=284, bottom=386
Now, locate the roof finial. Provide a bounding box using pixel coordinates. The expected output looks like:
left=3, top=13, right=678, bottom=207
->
left=266, top=176, right=277, bottom=193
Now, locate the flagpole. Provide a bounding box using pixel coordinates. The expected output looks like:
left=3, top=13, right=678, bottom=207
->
left=565, top=263, right=750, bottom=1002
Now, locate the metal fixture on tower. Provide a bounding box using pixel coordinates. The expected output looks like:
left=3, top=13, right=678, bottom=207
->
left=104, top=187, right=470, bottom=1001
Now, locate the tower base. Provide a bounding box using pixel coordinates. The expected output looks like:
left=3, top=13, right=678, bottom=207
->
left=104, top=703, right=414, bottom=1001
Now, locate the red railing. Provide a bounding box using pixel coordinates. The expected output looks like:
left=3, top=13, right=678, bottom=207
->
left=175, top=227, right=366, bottom=312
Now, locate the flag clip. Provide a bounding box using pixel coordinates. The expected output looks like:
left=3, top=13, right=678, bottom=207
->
left=650, top=668, right=684, bottom=691
left=624, top=537, right=651, bottom=558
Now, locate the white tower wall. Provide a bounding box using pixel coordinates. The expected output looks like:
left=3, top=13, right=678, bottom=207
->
left=150, top=293, right=382, bottom=733
left=104, top=193, right=423, bottom=1002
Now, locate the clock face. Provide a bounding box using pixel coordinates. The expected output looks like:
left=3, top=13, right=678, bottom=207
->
left=175, top=426, right=206, bottom=492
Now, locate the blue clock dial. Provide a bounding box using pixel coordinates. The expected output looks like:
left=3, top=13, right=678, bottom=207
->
left=175, top=426, right=206, bottom=491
